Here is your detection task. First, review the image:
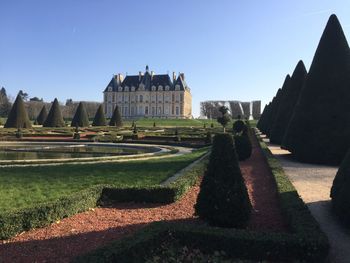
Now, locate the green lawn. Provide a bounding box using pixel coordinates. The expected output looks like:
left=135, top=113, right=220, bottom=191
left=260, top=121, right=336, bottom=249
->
left=122, top=118, right=223, bottom=128
left=0, top=148, right=208, bottom=213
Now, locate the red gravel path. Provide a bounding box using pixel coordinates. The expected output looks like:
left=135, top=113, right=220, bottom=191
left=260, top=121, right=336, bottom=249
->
left=240, top=134, right=288, bottom=232
left=0, top=134, right=287, bottom=263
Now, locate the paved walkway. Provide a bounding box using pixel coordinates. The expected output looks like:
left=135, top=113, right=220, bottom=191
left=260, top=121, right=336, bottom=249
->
left=267, top=140, right=350, bottom=263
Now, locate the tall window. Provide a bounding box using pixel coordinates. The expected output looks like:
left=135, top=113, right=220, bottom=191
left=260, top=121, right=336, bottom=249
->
left=145, top=106, right=149, bottom=115
left=180, top=94, right=184, bottom=102
left=158, top=107, right=162, bottom=115
left=176, top=107, right=179, bottom=115
left=140, top=95, right=143, bottom=102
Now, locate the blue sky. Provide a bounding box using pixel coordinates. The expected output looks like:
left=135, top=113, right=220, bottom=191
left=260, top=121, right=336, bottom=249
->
left=1, top=0, right=350, bottom=117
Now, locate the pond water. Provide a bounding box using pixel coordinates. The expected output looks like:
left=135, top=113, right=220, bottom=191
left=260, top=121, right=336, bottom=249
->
left=0, top=144, right=157, bottom=160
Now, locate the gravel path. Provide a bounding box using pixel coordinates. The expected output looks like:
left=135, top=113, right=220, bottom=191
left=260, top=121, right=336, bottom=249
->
left=267, top=140, right=350, bottom=263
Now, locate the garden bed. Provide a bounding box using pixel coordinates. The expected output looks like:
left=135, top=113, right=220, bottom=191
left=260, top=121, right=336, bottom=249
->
left=73, top=128, right=329, bottom=262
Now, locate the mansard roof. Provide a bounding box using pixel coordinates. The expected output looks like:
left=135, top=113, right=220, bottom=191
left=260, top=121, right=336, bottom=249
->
left=103, top=67, right=189, bottom=92
left=122, top=75, right=140, bottom=88
left=174, top=74, right=188, bottom=91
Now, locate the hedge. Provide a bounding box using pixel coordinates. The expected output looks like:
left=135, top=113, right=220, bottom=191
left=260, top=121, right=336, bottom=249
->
left=74, top=129, right=329, bottom=263
left=0, top=152, right=208, bottom=240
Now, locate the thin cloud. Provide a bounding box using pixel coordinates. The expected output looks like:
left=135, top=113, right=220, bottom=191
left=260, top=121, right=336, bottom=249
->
left=303, top=9, right=332, bottom=17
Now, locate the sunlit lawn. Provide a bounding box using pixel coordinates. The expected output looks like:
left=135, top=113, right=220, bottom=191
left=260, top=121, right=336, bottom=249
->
left=0, top=148, right=207, bottom=213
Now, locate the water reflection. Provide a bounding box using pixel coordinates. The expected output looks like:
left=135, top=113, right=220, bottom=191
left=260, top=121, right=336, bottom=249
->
left=0, top=144, right=156, bottom=160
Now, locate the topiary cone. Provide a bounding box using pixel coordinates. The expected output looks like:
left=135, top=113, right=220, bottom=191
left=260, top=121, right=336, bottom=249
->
left=43, top=98, right=65, bottom=127
left=4, top=94, right=32, bottom=128
left=71, top=102, right=90, bottom=127
left=270, top=61, right=307, bottom=146
left=92, top=104, right=107, bottom=126
left=283, top=14, right=350, bottom=164
left=36, top=105, right=48, bottom=125
left=330, top=149, right=350, bottom=226
left=195, top=133, right=251, bottom=228
left=109, top=105, right=123, bottom=127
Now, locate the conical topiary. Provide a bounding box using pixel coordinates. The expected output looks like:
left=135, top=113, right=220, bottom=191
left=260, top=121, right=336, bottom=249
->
left=4, top=94, right=32, bottom=128
left=257, top=102, right=271, bottom=133
left=271, top=61, right=307, bottom=145
left=235, top=126, right=252, bottom=161
left=195, top=133, right=251, bottom=228
left=283, top=14, right=350, bottom=164
left=43, top=98, right=65, bottom=127
left=35, top=105, right=48, bottom=125
left=92, top=104, right=107, bottom=126
left=330, top=149, right=350, bottom=226
left=109, top=105, right=123, bottom=127
left=266, top=76, right=289, bottom=138
left=71, top=102, right=90, bottom=127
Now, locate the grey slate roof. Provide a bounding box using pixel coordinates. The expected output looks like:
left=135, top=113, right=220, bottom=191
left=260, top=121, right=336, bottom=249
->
left=103, top=67, right=189, bottom=92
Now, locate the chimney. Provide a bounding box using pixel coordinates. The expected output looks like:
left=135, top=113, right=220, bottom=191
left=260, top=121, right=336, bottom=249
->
left=172, top=72, right=176, bottom=82
left=180, top=73, right=185, bottom=81
left=118, top=73, right=124, bottom=83
left=139, top=71, right=142, bottom=81
left=151, top=71, right=154, bottom=79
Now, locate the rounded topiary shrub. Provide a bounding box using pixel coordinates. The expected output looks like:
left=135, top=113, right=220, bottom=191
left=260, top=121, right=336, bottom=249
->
left=330, top=150, right=350, bottom=226
left=234, top=130, right=252, bottom=161
left=232, top=119, right=246, bottom=134
left=195, top=133, right=251, bottom=228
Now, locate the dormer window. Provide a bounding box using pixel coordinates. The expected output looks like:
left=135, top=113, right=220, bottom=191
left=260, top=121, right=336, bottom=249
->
left=139, top=84, right=145, bottom=91
left=131, top=86, right=135, bottom=92
left=151, top=85, right=156, bottom=91
left=118, top=87, right=123, bottom=92
left=165, top=85, right=170, bottom=91
left=175, top=85, right=180, bottom=91
left=125, top=86, right=129, bottom=92
left=158, top=85, right=163, bottom=91
left=108, top=86, right=112, bottom=92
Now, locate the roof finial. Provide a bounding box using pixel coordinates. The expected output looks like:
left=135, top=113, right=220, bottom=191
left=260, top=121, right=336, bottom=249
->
left=146, top=65, right=149, bottom=71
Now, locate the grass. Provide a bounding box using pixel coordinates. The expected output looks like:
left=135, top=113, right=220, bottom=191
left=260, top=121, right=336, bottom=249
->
left=0, top=148, right=208, bottom=213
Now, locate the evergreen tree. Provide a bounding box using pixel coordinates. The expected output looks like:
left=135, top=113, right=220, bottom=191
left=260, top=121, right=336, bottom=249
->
left=195, top=133, right=251, bottom=227
left=92, top=104, right=107, bottom=126
left=4, top=94, right=32, bottom=128
left=43, top=98, right=65, bottom=127
left=217, top=106, right=230, bottom=132
left=271, top=61, right=307, bottom=145
left=234, top=126, right=252, bottom=161
left=283, top=14, right=350, bottom=164
left=257, top=102, right=271, bottom=133
left=0, top=87, right=12, bottom=117
left=71, top=102, right=90, bottom=127
left=109, top=105, right=123, bottom=127
left=35, top=105, right=48, bottom=125
left=330, top=149, right=350, bottom=226
left=266, top=76, right=289, bottom=137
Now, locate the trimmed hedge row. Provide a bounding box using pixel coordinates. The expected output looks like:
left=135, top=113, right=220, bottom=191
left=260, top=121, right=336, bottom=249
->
left=0, top=152, right=208, bottom=240
left=74, top=129, right=329, bottom=263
